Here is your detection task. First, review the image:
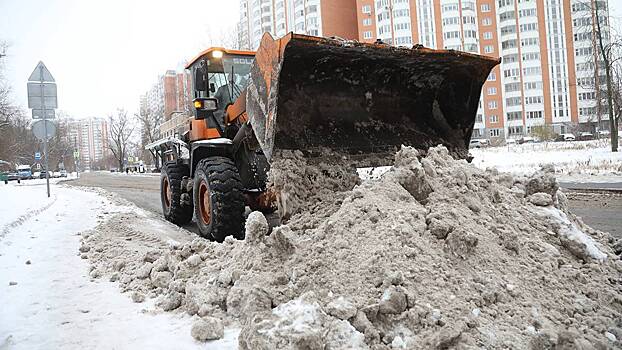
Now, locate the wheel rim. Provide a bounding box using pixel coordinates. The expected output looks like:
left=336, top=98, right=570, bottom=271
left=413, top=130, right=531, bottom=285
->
left=199, top=180, right=211, bottom=225
left=163, top=176, right=172, bottom=209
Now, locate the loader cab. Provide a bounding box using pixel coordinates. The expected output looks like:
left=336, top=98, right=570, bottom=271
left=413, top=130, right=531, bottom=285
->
left=187, top=48, right=255, bottom=118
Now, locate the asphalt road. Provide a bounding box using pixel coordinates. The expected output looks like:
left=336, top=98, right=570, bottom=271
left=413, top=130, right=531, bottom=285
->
left=560, top=182, right=622, bottom=190
left=565, top=191, right=621, bottom=238
left=67, top=171, right=621, bottom=239
left=68, top=171, right=162, bottom=214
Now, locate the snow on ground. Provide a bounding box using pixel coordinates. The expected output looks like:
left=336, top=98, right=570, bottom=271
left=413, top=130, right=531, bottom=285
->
left=0, top=182, right=236, bottom=349
left=359, top=140, right=622, bottom=183
left=469, top=140, right=622, bottom=182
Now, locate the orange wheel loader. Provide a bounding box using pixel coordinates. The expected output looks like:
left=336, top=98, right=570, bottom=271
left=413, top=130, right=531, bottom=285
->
left=146, top=33, right=500, bottom=241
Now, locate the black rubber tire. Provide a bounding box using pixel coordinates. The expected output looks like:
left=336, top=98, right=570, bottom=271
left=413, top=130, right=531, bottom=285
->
left=161, top=160, right=193, bottom=225
left=193, top=157, right=245, bottom=242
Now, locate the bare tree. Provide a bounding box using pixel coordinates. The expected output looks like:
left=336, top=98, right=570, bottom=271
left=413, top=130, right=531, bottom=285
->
left=0, top=40, right=17, bottom=129
left=108, top=109, right=135, bottom=170
left=199, top=24, right=240, bottom=50
left=574, top=0, right=620, bottom=151
left=138, top=104, right=163, bottom=165
left=594, top=1, right=620, bottom=151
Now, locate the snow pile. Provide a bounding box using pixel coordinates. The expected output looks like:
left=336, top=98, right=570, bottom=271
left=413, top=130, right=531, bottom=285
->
left=79, top=145, right=622, bottom=348
left=469, top=140, right=622, bottom=181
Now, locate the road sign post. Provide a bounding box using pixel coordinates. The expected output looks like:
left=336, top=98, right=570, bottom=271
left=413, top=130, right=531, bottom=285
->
left=73, top=150, right=80, bottom=178
left=28, top=61, right=57, bottom=198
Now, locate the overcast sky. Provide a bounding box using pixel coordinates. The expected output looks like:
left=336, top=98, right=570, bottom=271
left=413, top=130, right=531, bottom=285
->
left=1, top=0, right=621, bottom=119
left=0, top=0, right=240, bottom=118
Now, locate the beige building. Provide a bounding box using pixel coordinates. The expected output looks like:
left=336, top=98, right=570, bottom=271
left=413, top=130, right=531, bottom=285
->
left=67, top=118, right=110, bottom=170
left=238, top=0, right=359, bottom=50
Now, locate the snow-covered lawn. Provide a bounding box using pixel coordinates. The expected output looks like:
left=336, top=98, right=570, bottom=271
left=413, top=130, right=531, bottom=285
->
left=469, top=140, right=622, bottom=182
left=0, top=182, right=234, bottom=349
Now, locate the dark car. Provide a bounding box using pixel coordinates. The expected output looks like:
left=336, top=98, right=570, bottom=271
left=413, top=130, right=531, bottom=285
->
left=39, top=170, right=48, bottom=179
left=7, top=172, right=21, bottom=183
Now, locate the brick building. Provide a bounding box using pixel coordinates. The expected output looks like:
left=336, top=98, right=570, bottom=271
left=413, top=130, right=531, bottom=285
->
left=140, top=68, right=193, bottom=150
left=355, top=0, right=612, bottom=141
left=239, top=0, right=612, bottom=141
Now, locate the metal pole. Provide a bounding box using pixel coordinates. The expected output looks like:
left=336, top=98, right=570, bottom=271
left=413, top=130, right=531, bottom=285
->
left=74, top=137, right=79, bottom=179
left=40, top=65, right=50, bottom=197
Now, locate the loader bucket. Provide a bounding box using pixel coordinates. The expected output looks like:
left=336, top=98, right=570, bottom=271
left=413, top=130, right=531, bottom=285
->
left=246, top=33, right=501, bottom=164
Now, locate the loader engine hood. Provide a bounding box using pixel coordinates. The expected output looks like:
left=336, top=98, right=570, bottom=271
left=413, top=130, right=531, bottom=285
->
left=246, top=33, right=501, bottom=164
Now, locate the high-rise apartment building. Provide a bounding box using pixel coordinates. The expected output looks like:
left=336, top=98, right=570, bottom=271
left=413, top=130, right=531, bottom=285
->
left=354, top=0, right=611, bottom=141
left=67, top=118, right=110, bottom=170
left=140, top=68, right=193, bottom=150
left=238, top=0, right=359, bottom=50
left=141, top=69, right=192, bottom=123
left=163, top=70, right=192, bottom=121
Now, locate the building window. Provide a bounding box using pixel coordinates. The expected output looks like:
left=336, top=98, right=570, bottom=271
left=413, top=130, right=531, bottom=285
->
left=487, top=87, right=497, bottom=95
left=527, top=111, right=543, bottom=119
left=363, top=31, right=373, bottom=39
left=525, top=96, right=543, bottom=104
left=487, top=72, right=496, bottom=81
left=362, top=5, right=371, bottom=14
left=483, top=31, right=493, bottom=40
left=488, top=100, right=498, bottom=109
left=490, top=128, right=501, bottom=137
left=505, top=82, right=521, bottom=92
left=482, top=17, right=492, bottom=26
left=508, top=126, right=523, bottom=135
left=484, top=45, right=494, bottom=53
left=481, top=3, right=491, bottom=12
left=507, top=97, right=522, bottom=106
left=489, top=114, right=499, bottom=123
left=507, top=111, right=522, bottom=121
left=363, top=18, right=372, bottom=26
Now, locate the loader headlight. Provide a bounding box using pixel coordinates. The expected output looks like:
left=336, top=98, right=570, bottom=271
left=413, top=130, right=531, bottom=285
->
left=212, top=50, right=223, bottom=59
left=193, top=98, right=218, bottom=112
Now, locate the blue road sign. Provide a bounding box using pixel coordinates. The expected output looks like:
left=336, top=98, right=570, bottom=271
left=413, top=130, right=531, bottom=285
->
left=35, top=152, right=41, bottom=160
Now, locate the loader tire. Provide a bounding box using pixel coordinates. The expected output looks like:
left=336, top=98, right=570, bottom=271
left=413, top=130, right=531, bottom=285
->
left=193, top=157, right=245, bottom=242
left=161, top=160, right=193, bottom=226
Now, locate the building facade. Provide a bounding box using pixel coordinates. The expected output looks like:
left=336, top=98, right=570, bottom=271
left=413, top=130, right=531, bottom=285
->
left=67, top=118, right=110, bottom=170
left=355, top=0, right=611, bottom=141
left=238, top=0, right=359, bottom=50
left=140, top=68, right=193, bottom=154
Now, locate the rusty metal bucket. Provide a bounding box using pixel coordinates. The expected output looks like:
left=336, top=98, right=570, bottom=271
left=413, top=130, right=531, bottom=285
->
left=246, top=32, right=500, bottom=164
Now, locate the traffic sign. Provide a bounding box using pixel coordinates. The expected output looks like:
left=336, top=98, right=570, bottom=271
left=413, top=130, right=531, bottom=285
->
left=28, top=61, right=55, bottom=82
left=35, top=152, right=41, bottom=160
left=32, top=109, right=55, bottom=119
left=27, top=83, right=58, bottom=109
left=27, top=61, right=56, bottom=198
left=73, top=151, right=79, bottom=158
left=32, top=119, right=56, bottom=140
left=36, top=163, right=41, bottom=170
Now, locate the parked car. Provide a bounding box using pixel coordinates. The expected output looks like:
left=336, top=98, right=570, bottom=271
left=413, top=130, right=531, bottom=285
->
left=60, top=169, right=67, bottom=177
left=7, top=172, right=21, bottom=183
left=578, top=132, right=594, bottom=141
left=469, top=139, right=490, bottom=148
left=561, top=133, right=576, bottom=141
left=598, top=130, right=611, bottom=137
left=39, top=170, right=48, bottom=179
left=17, top=165, right=33, bottom=180
left=506, top=139, right=517, bottom=145
left=0, top=171, right=18, bottom=184
left=518, top=136, right=536, bottom=144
